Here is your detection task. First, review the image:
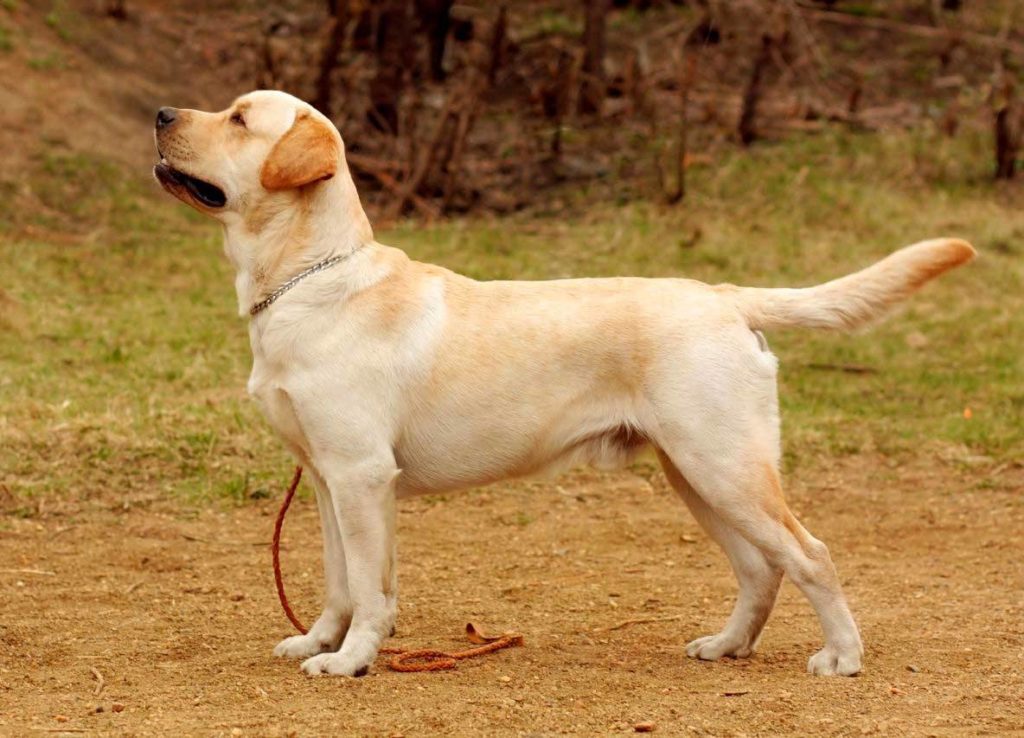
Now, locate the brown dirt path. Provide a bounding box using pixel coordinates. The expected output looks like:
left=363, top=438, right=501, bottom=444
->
left=1, top=458, right=1022, bottom=736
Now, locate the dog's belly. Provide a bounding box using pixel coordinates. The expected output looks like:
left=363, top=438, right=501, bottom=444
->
left=392, top=390, right=650, bottom=497
left=386, top=277, right=717, bottom=496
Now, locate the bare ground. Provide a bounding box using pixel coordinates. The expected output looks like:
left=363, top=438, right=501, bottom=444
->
left=1, top=456, right=1022, bottom=737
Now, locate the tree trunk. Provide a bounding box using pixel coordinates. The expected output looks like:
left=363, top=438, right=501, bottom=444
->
left=994, top=101, right=1019, bottom=179
left=738, top=34, right=773, bottom=146
left=106, top=0, right=127, bottom=20
left=665, top=49, right=698, bottom=205
left=994, top=51, right=1020, bottom=179
left=313, top=0, right=350, bottom=116
left=369, top=0, right=415, bottom=135
left=579, top=0, right=607, bottom=115
left=488, top=5, right=508, bottom=87
left=416, top=0, right=453, bottom=82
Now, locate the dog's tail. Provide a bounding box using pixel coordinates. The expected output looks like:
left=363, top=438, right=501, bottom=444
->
left=730, top=238, right=976, bottom=331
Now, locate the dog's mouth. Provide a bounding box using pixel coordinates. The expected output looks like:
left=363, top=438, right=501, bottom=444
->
left=153, top=159, right=227, bottom=209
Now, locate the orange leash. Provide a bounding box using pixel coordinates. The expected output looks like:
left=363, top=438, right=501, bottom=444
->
left=272, top=466, right=309, bottom=635
left=380, top=623, right=525, bottom=672
left=272, top=465, right=523, bottom=672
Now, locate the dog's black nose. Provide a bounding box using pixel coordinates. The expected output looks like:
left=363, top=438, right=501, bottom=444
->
left=156, top=107, right=178, bottom=129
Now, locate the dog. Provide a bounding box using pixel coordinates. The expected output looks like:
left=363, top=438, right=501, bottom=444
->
left=153, top=90, right=975, bottom=677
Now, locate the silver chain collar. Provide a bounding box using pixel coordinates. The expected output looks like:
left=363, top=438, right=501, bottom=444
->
left=249, top=249, right=361, bottom=317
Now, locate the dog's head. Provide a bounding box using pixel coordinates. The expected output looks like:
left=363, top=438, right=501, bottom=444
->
left=153, top=90, right=340, bottom=219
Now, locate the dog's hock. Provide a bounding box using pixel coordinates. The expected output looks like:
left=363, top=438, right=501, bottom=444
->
left=260, top=113, right=340, bottom=191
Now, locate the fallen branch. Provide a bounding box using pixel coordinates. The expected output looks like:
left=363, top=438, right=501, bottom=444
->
left=799, top=6, right=1024, bottom=57
left=387, top=95, right=457, bottom=219
left=347, top=154, right=441, bottom=221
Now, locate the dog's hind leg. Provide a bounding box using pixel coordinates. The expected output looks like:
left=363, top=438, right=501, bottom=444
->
left=649, top=333, right=862, bottom=675
left=659, top=443, right=863, bottom=675
left=273, top=465, right=353, bottom=659
left=656, top=449, right=782, bottom=660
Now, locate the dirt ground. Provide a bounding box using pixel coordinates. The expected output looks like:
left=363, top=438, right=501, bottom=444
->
left=1, top=456, right=1022, bottom=737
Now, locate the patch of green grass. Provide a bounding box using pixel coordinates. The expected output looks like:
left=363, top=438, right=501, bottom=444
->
left=27, top=52, right=62, bottom=70
left=1, top=124, right=1021, bottom=507
left=841, top=3, right=886, bottom=18
left=520, top=8, right=580, bottom=38
left=0, top=24, right=13, bottom=52
left=33, top=151, right=132, bottom=223
left=44, top=0, right=73, bottom=41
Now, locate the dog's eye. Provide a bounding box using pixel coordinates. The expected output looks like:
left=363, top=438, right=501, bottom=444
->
left=230, top=111, right=246, bottom=127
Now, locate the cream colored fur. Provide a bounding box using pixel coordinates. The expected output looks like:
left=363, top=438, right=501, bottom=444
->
left=153, top=90, right=976, bottom=678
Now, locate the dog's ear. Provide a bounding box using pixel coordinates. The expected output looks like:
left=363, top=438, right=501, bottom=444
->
left=260, top=113, right=339, bottom=191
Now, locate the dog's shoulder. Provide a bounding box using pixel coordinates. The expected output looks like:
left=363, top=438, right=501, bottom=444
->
left=344, top=245, right=456, bottom=336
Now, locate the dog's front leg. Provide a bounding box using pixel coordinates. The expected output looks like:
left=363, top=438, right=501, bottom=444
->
left=300, top=455, right=398, bottom=676
left=273, top=466, right=353, bottom=659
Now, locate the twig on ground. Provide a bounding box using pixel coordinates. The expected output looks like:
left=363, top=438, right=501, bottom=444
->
left=599, top=614, right=685, bottom=632
left=805, top=362, right=877, bottom=374
left=124, top=581, right=144, bottom=595
left=0, top=568, right=56, bottom=576
left=89, top=666, right=105, bottom=696
left=180, top=534, right=269, bottom=547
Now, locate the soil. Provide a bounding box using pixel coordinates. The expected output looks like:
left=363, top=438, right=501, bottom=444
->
left=1, top=456, right=1022, bottom=737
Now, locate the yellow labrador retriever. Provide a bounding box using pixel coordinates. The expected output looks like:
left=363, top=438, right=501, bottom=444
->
left=153, top=90, right=974, bottom=677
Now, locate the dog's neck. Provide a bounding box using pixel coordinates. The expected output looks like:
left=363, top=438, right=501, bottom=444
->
left=222, top=165, right=374, bottom=317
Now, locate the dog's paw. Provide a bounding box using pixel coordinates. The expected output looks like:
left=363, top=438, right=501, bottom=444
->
left=273, top=632, right=339, bottom=660
left=807, top=645, right=862, bottom=676
left=300, top=651, right=372, bottom=677
left=685, top=633, right=754, bottom=661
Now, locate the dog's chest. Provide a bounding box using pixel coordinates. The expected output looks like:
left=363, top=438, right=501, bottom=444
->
left=247, top=354, right=312, bottom=460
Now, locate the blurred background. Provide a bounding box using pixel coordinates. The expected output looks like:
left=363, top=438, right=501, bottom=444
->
left=1, top=3, right=1022, bottom=735
left=2, top=1, right=1024, bottom=216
